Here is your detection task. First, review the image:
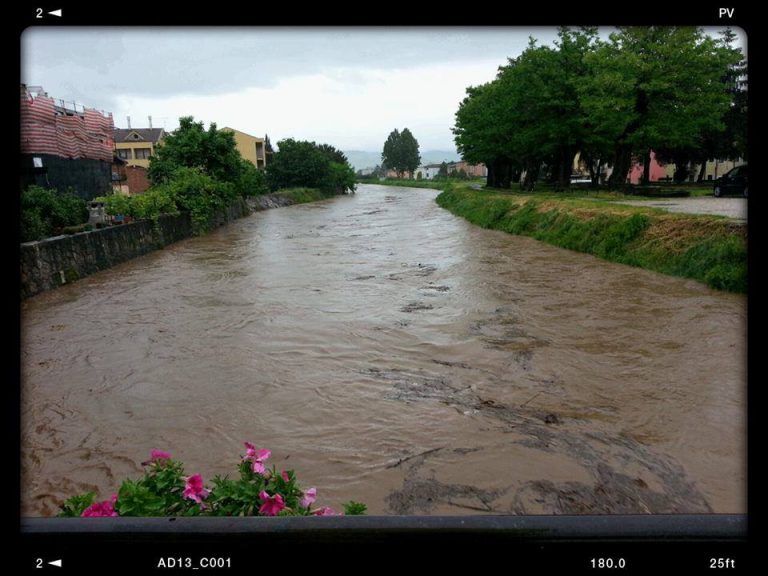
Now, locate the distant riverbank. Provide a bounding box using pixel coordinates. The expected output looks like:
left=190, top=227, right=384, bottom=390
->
left=436, top=185, right=746, bottom=293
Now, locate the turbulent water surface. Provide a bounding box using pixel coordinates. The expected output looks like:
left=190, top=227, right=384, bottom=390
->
left=21, top=184, right=746, bottom=516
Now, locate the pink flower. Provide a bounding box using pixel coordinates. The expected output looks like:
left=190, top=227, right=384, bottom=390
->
left=150, top=449, right=171, bottom=461
left=81, top=499, right=118, bottom=517
left=281, top=471, right=290, bottom=482
left=141, top=449, right=172, bottom=466
left=312, top=506, right=342, bottom=516
left=259, top=491, right=286, bottom=516
left=300, top=487, right=317, bottom=508
left=183, top=474, right=210, bottom=504
left=243, top=442, right=271, bottom=475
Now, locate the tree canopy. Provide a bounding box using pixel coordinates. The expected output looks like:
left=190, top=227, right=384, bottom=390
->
left=148, top=117, right=244, bottom=185
left=147, top=116, right=268, bottom=200
left=381, top=128, right=421, bottom=178
left=266, top=139, right=356, bottom=194
left=453, top=26, right=745, bottom=189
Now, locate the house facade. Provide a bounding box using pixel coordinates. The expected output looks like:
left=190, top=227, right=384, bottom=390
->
left=221, top=127, right=267, bottom=169
left=384, top=168, right=414, bottom=179
left=416, top=164, right=442, bottom=180
left=114, top=127, right=166, bottom=169
left=601, top=153, right=746, bottom=184
left=448, top=161, right=487, bottom=177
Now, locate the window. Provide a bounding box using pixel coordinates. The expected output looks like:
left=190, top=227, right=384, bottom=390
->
left=117, top=148, right=132, bottom=160
left=134, top=148, right=152, bottom=160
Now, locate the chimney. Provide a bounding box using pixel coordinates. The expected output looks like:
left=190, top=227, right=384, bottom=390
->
left=127, top=116, right=131, bottom=129
left=148, top=115, right=152, bottom=129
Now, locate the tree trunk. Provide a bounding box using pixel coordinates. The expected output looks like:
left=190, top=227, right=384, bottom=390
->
left=642, top=148, right=652, bottom=185
left=545, top=156, right=559, bottom=185
left=486, top=160, right=495, bottom=188
left=521, top=161, right=539, bottom=191
left=673, top=162, right=689, bottom=183
left=587, top=159, right=601, bottom=187
left=608, top=144, right=632, bottom=187
left=497, top=159, right=512, bottom=189
left=697, top=161, right=706, bottom=182
left=558, top=146, right=573, bottom=191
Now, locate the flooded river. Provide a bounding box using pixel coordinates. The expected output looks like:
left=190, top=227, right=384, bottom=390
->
left=21, top=184, right=746, bottom=516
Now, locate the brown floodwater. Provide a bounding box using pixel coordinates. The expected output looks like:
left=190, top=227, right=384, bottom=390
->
left=21, top=184, right=746, bottom=516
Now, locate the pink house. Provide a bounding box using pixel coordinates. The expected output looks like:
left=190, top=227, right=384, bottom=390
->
left=628, top=151, right=668, bottom=184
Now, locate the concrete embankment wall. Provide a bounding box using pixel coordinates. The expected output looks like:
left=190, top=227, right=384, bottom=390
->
left=20, top=199, right=250, bottom=299
left=246, top=192, right=302, bottom=211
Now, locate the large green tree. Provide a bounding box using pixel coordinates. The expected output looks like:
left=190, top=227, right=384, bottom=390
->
left=654, top=28, right=748, bottom=181
left=266, top=139, right=355, bottom=194
left=148, top=117, right=244, bottom=185
left=581, top=27, right=742, bottom=185
left=381, top=128, right=421, bottom=178
left=455, top=28, right=600, bottom=189
left=454, top=80, right=518, bottom=188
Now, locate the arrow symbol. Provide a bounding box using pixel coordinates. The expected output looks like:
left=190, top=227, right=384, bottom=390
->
left=48, top=559, right=63, bottom=567
left=48, top=9, right=62, bottom=17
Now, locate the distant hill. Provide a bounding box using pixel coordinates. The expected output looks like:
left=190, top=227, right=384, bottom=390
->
left=344, top=149, right=461, bottom=171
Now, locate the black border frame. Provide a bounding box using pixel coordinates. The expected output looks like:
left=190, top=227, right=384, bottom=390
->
left=12, top=4, right=758, bottom=572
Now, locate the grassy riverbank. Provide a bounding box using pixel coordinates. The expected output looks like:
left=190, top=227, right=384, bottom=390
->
left=436, top=186, right=746, bottom=293
left=276, top=187, right=337, bottom=203
left=357, top=178, right=479, bottom=190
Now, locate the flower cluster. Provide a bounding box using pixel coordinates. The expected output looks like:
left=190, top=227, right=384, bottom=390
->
left=243, top=442, right=272, bottom=475
left=58, top=443, right=365, bottom=518
left=81, top=494, right=118, bottom=517
left=183, top=474, right=210, bottom=504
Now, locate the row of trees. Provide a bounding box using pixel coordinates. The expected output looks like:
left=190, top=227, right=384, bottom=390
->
left=453, top=27, right=746, bottom=189
left=149, top=117, right=356, bottom=196
left=95, top=117, right=355, bottom=234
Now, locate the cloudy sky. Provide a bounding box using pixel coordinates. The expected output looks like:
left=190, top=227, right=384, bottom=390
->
left=21, top=27, right=744, bottom=154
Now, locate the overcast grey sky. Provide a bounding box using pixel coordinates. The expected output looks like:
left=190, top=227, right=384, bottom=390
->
left=21, top=27, right=745, bottom=153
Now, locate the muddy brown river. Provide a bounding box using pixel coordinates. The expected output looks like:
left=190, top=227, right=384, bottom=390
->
left=21, top=184, right=746, bottom=516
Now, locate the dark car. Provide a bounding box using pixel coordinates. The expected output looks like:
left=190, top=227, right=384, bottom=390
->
left=713, top=165, right=748, bottom=197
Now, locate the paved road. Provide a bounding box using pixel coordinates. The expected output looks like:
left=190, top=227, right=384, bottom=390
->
left=616, top=197, right=747, bottom=221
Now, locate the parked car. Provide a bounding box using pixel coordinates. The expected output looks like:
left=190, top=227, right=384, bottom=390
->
left=713, top=165, right=748, bottom=197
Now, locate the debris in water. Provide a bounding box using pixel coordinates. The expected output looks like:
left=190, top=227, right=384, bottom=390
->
left=543, top=413, right=561, bottom=425
left=400, top=302, right=434, bottom=313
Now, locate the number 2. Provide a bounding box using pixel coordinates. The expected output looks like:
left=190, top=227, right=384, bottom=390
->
left=35, top=8, right=43, bottom=18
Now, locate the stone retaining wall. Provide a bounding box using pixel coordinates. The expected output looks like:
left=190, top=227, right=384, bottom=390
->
left=20, top=199, right=250, bottom=299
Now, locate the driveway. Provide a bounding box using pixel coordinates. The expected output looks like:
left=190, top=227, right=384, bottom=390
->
left=616, top=197, right=747, bottom=222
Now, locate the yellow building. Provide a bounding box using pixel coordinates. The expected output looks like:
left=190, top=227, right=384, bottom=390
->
left=221, top=127, right=267, bottom=169
left=114, top=128, right=166, bottom=168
